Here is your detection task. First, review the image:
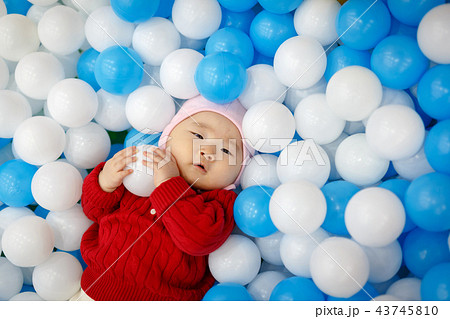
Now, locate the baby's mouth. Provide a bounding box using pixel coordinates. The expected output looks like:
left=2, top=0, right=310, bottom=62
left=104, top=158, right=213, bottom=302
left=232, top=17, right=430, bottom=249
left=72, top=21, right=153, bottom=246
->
left=194, top=163, right=207, bottom=173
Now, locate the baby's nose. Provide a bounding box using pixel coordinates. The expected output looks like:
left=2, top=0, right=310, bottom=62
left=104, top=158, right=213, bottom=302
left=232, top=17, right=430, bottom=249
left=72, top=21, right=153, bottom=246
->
left=201, top=151, right=215, bottom=161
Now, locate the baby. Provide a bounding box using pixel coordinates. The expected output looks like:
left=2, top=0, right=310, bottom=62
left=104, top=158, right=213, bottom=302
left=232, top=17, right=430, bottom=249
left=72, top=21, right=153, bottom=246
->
left=73, top=95, right=252, bottom=301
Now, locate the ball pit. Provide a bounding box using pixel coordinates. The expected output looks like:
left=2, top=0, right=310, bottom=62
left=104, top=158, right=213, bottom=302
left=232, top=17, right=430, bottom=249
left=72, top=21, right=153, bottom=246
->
left=0, top=0, right=449, bottom=303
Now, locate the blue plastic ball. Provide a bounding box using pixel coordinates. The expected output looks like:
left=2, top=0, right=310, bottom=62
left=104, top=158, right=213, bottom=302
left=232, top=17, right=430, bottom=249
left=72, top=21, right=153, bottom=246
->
left=233, top=185, right=277, bottom=237
left=77, top=48, right=101, bottom=91
left=324, top=45, right=371, bottom=82
left=249, top=10, right=296, bottom=58
left=327, top=283, right=379, bottom=301
left=111, top=0, right=160, bottom=23
left=257, top=0, right=303, bottom=14
left=124, top=129, right=161, bottom=148
left=418, top=65, right=450, bottom=121
left=0, top=159, right=38, bottom=207
left=380, top=179, right=417, bottom=233
left=106, top=143, right=125, bottom=161
left=206, top=27, right=254, bottom=68
left=252, top=51, right=273, bottom=66
left=382, top=162, right=399, bottom=180
left=20, top=285, right=36, bottom=293
left=95, top=46, right=144, bottom=95
left=421, top=262, right=450, bottom=301
left=203, top=283, right=253, bottom=301
left=270, top=277, right=325, bottom=301
left=220, top=8, right=255, bottom=35
left=408, top=90, right=433, bottom=127
left=405, top=172, right=450, bottom=231
left=371, top=35, right=429, bottom=90
left=218, top=0, right=258, bottom=12
left=154, top=0, right=174, bottom=18
left=0, top=138, right=11, bottom=150
left=34, top=206, right=50, bottom=220
left=336, top=0, right=391, bottom=50
left=3, top=0, right=32, bottom=15
left=321, top=181, right=359, bottom=236
left=194, top=52, right=247, bottom=104
left=424, top=120, right=450, bottom=174
left=387, top=0, right=445, bottom=27
left=403, top=228, right=450, bottom=278
left=389, top=17, right=418, bottom=38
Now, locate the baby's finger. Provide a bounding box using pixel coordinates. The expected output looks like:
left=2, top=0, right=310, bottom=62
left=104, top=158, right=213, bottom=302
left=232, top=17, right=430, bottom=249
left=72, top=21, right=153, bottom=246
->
left=114, top=146, right=138, bottom=159
left=118, top=168, right=134, bottom=179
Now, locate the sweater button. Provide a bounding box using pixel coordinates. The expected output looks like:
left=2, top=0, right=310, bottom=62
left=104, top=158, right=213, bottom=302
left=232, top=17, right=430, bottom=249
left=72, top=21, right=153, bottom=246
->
left=150, top=209, right=156, bottom=215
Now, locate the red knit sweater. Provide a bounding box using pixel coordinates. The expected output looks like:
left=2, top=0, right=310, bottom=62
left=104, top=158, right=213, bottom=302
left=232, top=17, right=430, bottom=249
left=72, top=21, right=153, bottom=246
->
left=79, top=163, right=236, bottom=301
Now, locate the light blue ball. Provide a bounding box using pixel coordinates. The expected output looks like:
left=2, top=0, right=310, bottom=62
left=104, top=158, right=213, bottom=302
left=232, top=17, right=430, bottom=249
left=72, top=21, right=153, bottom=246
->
left=233, top=185, right=277, bottom=237
left=418, top=65, right=450, bottom=121
left=249, top=10, right=296, bottom=58
left=220, top=8, right=255, bottom=35
left=403, top=228, right=450, bottom=278
left=389, top=17, right=418, bottom=38
left=424, top=120, right=450, bottom=174
left=34, top=206, right=49, bottom=220
left=3, top=0, right=32, bottom=15
left=111, top=0, right=160, bottom=23
left=194, top=52, right=247, bottom=104
left=336, top=0, right=391, bottom=50
left=270, top=277, right=325, bottom=301
left=124, top=129, right=161, bottom=148
left=218, top=0, right=258, bottom=12
left=258, top=0, right=303, bottom=14
left=371, top=35, right=429, bottom=90
left=154, top=0, right=174, bottom=18
left=387, top=0, right=445, bottom=27
left=203, top=283, right=253, bottom=301
left=94, top=46, right=144, bottom=95
left=252, top=51, right=273, bottom=66
left=324, top=45, right=371, bottom=81
left=405, top=172, right=450, bottom=231
left=77, top=48, right=101, bottom=91
left=0, top=159, right=38, bottom=207
left=421, top=262, right=450, bottom=301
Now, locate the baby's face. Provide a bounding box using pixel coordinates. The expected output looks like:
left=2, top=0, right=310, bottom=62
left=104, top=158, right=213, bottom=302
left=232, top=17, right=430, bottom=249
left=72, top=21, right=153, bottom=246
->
left=166, top=111, right=244, bottom=191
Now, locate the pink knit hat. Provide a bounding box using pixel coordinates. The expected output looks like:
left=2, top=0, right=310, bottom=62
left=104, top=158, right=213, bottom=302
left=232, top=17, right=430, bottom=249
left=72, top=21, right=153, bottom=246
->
left=158, top=95, right=254, bottom=190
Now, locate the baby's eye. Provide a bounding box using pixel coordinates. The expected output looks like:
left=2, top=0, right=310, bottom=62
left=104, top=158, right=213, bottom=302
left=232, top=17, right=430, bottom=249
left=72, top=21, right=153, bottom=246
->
left=221, top=148, right=231, bottom=155
left=191, top=132, right=203, bottom=139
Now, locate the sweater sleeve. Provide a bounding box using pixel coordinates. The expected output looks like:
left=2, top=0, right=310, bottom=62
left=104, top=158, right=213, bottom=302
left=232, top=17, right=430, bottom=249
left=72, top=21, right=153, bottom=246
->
left=81, top=162, right=125, bottom=223
left=149, top=176, right=236, bottom=256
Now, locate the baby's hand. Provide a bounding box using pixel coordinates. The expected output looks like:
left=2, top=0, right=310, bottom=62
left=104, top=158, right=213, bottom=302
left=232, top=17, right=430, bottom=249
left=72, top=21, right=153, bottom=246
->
left=98, top=146, right=138, bottom=193
left=143, top=147, right=180, bottom=188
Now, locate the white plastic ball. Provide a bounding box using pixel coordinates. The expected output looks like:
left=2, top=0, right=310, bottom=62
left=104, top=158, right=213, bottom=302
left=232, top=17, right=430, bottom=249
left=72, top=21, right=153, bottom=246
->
left=269, top=180, right=326, bottom=235
left=70, top=0, right=109, bottom=16
left=386, top=278, right=422, bottom=301
left=294, top=93, right=345, bottom=145
left=64, top=122, right=111, bottom=169
left=274, top=35, right=326, bottom=90
left=0, top=0, right=5, bottom=17
left=26, top=3, right=59, bottom=24
left=9, top=292, right=44, bottom=301
left=56, top=159, right=88, bottom=180
left=238, top=64, right=287, bottom=110
left=15, top=52, right=65, bottom=100
left=326, top=66, right=382, bottom=121
left=345, top=187, right=405, bottom=247
left=0, top=90, right=32, bottom=138
left=132, top=17, right=181, bottom=66
left=417, top=4, right=450, bottom=64
left=0, top=14, right=40, bottom=62
left=335, top=133, right=389, bottom=186
left=172, top=0, right=221, bottom=40
left=310, top=237, right=370, bottom=298
left=123, top=144, right=156, bottom=197
left=321, top=132, right=348, bottom=181
left=13, top=116, right=66, bottom=165
left=247, top=271, right=288, bottom=301
left=208, top=234, right=261, bottom=285
left=0, top=56, right=8, bottom=89
left=0, top=207, right=35, bottom=237
left=374, top=294, right=403, bottom=301
left=276, top=141, right=331, bottom=187
left=240, top=154, right=281, bottom=190
left=47, top=78, right=98, bottom=128
left=293, top=0, right=340, bottom=46
left=366, top=104, right=425, bottom=161
left=38, top=5, right=85, bottom=55
left=283, top=77, right=327, bottom=113
left=380, top=87, right=414, bottom=109
left=344, top=120, right=365, bottom=135
left=0, top=257, right=23, bottom=301
left=126, top=85, right=175, bottom=133
left=31, top=161, right=83, bottom=212
left=32, top=251, right=82, bottom=300
left=254, top=231, right=284, bottom=266
left=361, top=241, right=402, bottom=284
left=179, top=33, right=208, bottom=50
left=242, top=100, right=295, bottom=153
left=51, top=50, right=81, bottom=79
left=140, top=64, right=162, bottom=87
left=46, top=204, right=93, bottom=251
left=0, top=143, right=14, bottom=166
left=280, top=228, right=329, bottom=278
left=2, top=216, right=55, bottom=267
left=393, top=139, right=434, bottom=181
left=28, top=0, right=58, bottom=5
left=84, top=6, right=135, bottom=52
left=160, top=48, right=203, bottom=99
left=94, top=89, right=131, bottom=132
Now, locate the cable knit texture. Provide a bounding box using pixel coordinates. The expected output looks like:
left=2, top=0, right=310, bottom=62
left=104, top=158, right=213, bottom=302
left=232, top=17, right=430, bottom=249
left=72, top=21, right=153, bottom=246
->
left=80, top=162, right=236, bottom=301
